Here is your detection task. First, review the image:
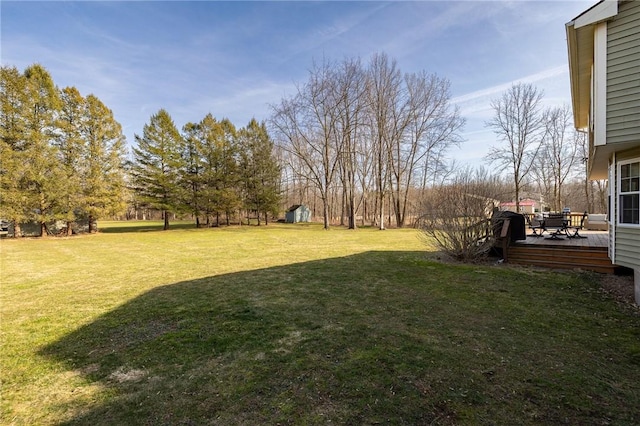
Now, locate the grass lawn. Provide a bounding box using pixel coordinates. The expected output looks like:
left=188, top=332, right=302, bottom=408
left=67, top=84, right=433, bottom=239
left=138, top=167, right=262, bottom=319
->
left=2, top=221, right=639, bottom=425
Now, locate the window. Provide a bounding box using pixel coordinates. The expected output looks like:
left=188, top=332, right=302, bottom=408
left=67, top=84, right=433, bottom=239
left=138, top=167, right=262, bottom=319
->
left=619, top=160, right=640, bottom=225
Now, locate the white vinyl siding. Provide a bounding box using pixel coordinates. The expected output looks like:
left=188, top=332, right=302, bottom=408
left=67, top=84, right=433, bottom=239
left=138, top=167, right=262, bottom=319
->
left=606, top=0, right=640, bottom=144
left=614, top=228, right=640, bottom=269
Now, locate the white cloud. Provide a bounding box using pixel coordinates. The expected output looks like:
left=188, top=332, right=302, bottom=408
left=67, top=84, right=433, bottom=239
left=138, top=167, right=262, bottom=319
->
left=452, top=65, right=567, bottom=109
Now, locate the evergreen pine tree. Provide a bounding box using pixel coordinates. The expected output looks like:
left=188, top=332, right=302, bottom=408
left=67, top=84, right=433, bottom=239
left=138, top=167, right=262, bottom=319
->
left=81, top=94, right=127, bottom=231
left=131, top=109, right=184, bottom=230
left=22, top=64, right=64, bottom=236
left=239, top=119, right=281, bottom=225
left=0, top=66, right=29, bottom=235
left=181, top=122, right=205, bottom=227
left=54, top=86, right=85, bottom=235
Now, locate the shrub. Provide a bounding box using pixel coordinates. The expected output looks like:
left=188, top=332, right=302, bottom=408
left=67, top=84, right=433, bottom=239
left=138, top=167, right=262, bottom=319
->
left=419, top=168, right=505, bottom=261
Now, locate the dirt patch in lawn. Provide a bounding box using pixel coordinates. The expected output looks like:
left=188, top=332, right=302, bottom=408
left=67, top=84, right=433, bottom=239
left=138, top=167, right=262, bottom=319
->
left=598, top=273, right=639, bottom=312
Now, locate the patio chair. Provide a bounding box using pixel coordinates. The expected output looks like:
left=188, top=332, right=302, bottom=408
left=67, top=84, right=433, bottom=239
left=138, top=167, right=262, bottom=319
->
left=542, top=214, right=567, bottom=240
left=526, top=215, right=544, bottom=237
left=567, top=212, right=588, bottom=238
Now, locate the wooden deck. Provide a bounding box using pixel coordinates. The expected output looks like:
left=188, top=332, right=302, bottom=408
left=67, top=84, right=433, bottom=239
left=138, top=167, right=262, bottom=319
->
left=519, top=229, right=609, bottom=248
left=506, top=230, right=615, bottom=274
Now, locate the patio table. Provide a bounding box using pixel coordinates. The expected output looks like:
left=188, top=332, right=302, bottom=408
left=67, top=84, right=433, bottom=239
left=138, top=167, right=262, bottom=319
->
left=542, top=214, right=568, bottom=240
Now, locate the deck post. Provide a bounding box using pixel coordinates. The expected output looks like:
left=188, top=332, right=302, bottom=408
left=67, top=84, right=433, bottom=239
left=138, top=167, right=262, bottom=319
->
left=500, top=219, right=511, bottom=262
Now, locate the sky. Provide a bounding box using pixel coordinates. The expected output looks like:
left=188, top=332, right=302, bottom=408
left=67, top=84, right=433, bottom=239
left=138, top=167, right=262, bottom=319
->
left=1, top=0, right=596, bottom=166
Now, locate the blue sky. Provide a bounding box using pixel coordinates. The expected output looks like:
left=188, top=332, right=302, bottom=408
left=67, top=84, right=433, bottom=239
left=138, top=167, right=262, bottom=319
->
left=1, top=0, right=595, bottom=165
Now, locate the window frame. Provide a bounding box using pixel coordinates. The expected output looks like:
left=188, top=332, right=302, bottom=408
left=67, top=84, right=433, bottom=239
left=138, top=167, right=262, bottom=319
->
left=617, top=158, right=640, bottom=227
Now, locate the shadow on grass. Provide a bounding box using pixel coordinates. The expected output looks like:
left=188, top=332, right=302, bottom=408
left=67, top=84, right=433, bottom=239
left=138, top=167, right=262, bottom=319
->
left=39, top=251, right=640, bottom=425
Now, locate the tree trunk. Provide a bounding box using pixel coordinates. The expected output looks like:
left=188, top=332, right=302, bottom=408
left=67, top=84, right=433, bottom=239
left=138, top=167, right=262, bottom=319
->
left=584, top=175, right=592, bottom=213
left=66, top=221, right=73, bottom=236
left=347, top=170, right=357, bottom=229
left=322, top=196, right=330, bottom=230
left=348, top=195, right=356, bottom=230
left=340, top=189, right=346, bottom=227
left=514, top=179, right=520, bottom=213
left=13, top=222, right=21, bottom=238
left=379, top=192, right=386, bottom=230
left=163, top=210, right=169, bottom=230
left=557, top=183, right=563, bottom=212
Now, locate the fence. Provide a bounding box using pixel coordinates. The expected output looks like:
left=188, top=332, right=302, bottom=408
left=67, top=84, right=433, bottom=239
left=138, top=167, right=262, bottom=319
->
left=523, top=212, right=587, bottom=228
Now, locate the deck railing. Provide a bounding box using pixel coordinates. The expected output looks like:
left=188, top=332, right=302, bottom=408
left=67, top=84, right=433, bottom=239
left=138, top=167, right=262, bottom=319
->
left=522, top=212, right=587, bottom=228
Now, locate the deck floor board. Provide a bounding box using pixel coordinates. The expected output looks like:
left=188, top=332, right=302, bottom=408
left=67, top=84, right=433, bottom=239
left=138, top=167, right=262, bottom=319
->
left=517, top=229, right=609, bottom=249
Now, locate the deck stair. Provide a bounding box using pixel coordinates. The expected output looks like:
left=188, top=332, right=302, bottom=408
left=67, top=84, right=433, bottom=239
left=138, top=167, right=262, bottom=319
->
left=507, top=244, right=616, bottom=274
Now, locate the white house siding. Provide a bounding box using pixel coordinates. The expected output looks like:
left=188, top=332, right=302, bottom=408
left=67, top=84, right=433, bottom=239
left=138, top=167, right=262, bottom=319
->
left=606, top=0, right=640, bottom=144
left=613, top=147, right=640, bottom=270
left=615, top=229, right=640, bottom=269
left=617, top=146, right=640, bottom=162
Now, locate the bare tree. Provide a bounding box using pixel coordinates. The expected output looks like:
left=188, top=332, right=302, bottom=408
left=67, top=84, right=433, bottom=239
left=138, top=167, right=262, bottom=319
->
left=574, top=128, right=608, bottom=214
left=575, top=129, right=607, bottom=214
left=576, top=128, right=592, bottom=212
left=365, top=53, right=404, bottom=230
left=352, top=122, right=375, bottom=226
left=389, top=71, right=464, bottom=227
left=541, top=105, right=580, bottom=211
left=531, top=146, right=553, bottom=210
left=594, top=180, right=608, bottom=213
left=334, top=58, right=367, bottom=229
left=485, top=83, right=545, bottom=212
left=272, top=52, right=464, bottom=229
left=271, top=59, right=343, bottom=230
left=420, top=148, right=454, bottom=190
left=532, top=105, right=582, bottom=211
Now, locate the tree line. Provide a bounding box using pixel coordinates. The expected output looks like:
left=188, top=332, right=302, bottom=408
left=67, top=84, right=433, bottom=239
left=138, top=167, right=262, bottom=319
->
left=271, top=53, right=465, bottom=230
left=0, top=64, right=127, bottom=236
left=130, top=110, right=280, bottom=230
left=0, top=64, right=281, bottom=236
left=271, top=55, right=604, bottom=231
left=1, top=59, right=604, bottom=237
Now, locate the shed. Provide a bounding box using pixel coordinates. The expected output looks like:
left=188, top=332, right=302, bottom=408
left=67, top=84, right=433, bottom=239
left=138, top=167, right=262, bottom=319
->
left=285, top=205, right=311, bottom=223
